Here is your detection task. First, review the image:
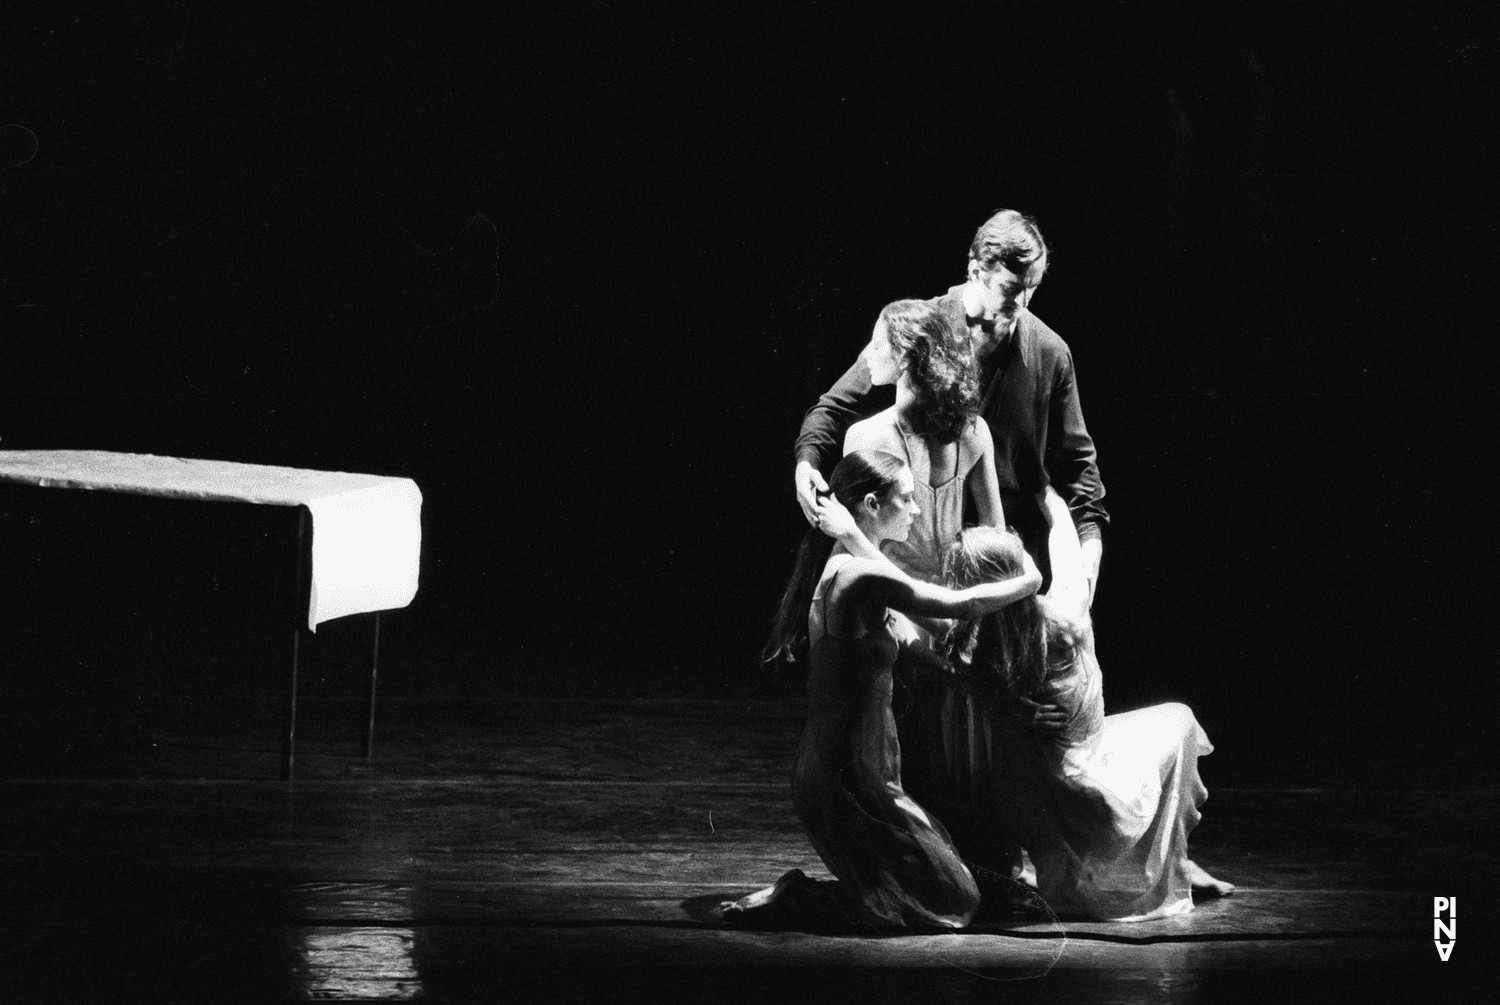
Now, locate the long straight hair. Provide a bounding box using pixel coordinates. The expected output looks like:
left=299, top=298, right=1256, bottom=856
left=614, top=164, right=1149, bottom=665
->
left=763, top=449, right=908, bottom=666
left=941, top=526, right=1076, bottom=701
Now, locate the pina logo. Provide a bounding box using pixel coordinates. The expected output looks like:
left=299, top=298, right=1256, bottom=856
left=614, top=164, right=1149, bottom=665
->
left=1433, top=897, right=1456, bottom=961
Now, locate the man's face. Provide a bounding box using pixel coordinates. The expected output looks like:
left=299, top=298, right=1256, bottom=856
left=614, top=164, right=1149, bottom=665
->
left=969, top=263, right=1038, bottom=329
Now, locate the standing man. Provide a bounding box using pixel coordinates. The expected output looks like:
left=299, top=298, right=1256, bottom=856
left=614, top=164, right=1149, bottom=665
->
left=793, top=209, right=1106, bottom=601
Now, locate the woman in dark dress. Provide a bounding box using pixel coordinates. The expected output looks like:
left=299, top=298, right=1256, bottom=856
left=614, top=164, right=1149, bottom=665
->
left=726, top=449, right=1040, bottom=930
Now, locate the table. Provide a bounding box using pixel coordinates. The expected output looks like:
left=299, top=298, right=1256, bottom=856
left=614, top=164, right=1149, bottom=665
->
left=0, top=450, right=423, bottom=779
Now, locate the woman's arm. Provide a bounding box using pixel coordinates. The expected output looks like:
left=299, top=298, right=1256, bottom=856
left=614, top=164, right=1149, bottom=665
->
left=844, top=553, right=1041, bottom=622
left=1040, top=485, right=1089, bottom=612
left=966, top=420, right=1005, bottom=528
left=1037, top=486, right=1094, bottom=643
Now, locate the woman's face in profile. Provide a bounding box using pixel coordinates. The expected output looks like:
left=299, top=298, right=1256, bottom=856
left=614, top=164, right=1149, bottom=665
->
left=872, top=467, right=919, bottom=543
left=862, top=320, right=901, bottom=386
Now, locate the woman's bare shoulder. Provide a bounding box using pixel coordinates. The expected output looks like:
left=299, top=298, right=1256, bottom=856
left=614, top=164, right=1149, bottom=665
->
left=844, top=410, right=904, bottom=455
left=962, top=417, right=994, bottom=451
left=829, top=555, right=900, bottom=587
left=823, top=556, right=905, bottom=622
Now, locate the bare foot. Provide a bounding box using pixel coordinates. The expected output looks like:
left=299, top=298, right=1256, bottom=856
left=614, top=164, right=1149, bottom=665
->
left=1017, top=852, right=1038, bottom=890
left=721, top=869, right=811, bottom=919
left=722, top=870, right=854, bottom=932
left=1187, top=859, right=1235, bottom=898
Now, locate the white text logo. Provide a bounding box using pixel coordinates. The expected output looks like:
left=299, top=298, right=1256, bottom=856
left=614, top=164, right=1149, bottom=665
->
left=1434, top=897, right=1456, bottom=961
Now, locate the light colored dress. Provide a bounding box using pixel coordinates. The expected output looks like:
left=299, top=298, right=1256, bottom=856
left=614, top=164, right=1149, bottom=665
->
left=879, top=418, right=978, bottom=584
left=789, top=554, right=980, bottom=929
left=997, top=639, right=1213, bottom=921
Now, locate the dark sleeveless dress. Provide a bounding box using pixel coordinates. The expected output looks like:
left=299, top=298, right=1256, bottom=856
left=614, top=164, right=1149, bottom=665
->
left=859, top=417, right=1031, bottom=880
left=790, top=555, right=980, bottom=929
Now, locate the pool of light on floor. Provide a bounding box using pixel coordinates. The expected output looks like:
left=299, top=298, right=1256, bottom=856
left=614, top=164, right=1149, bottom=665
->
left=290, top=926, right=422, bottom=1000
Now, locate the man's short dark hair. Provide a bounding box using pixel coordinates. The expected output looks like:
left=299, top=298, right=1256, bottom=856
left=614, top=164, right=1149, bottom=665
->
left=969, top=209, right=1049, bottom=285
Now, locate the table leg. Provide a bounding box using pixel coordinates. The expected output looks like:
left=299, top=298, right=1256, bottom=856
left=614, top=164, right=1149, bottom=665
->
left=364, top=612, right=381, bottom=759
left=283, top=625, right=301, bottom=782
left=282, top=506, right=310, bottom=782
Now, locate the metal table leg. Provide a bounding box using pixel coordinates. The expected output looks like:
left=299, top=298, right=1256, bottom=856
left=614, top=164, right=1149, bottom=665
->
left=365, top=612, right=381, bottom=759
left=282, top=507, right=310, bottom=782
left=283, top=625, right=302, bottom=782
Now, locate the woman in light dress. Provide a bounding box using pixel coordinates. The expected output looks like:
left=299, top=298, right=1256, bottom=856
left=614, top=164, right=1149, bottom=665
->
left=942, top=525, right=1233, bottom=919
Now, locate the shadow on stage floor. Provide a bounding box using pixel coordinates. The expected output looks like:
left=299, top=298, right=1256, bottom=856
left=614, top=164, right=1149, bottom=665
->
left=2, top=693, right=1493, bottom=1003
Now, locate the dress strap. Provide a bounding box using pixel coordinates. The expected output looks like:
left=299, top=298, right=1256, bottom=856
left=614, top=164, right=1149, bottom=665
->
left=813, top=553, right=850, bottom=645
left=820, top=561, right=838, bottom=637
left=819, top=553, right=880, bottom=641
left=894, top=419, right=927, bottom=485
left=893, top=419, right=914, bottom=464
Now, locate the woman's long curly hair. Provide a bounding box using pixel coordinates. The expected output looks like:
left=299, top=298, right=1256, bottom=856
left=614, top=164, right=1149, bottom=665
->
left=879, top=299, right=980, bottom=444
left=940, top=527, right=1079, bottom=702
left=763, top=449, right=909, bottom=668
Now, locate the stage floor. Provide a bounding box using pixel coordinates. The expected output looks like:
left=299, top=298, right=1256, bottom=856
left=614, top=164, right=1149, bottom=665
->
left=2, top=696, right=1492, bottom=1002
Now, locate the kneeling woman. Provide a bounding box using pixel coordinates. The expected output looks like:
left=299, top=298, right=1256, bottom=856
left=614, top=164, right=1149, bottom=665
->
left=734, top=450, right=1041, bottom=931
left=943, top=526, right=1233, bottom=921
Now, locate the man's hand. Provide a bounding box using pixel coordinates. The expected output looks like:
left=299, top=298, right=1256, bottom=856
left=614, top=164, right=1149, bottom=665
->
left=795, top=460, right=829, bottom=526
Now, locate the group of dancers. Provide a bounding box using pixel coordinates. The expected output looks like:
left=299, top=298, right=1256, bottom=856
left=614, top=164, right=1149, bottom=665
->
left=725, top=209, right=1233, bottom=930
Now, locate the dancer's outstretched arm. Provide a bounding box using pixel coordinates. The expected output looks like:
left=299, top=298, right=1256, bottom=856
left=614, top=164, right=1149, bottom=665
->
left=840, top=554, right=1041, bottom=623
left=1040, top=485, right=1091, bottom=617
left=1038, top=486, right=1095, bottom=655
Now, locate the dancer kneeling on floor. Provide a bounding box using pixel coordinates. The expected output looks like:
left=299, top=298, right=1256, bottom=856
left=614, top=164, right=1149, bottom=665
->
left=941, top=525, right=1234, bottom=921
left=724, top=449, right=1041, bottom=931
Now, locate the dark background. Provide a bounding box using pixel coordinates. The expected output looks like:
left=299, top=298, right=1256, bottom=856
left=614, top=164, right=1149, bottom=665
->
left=2, top=2, right=1493, bottom=785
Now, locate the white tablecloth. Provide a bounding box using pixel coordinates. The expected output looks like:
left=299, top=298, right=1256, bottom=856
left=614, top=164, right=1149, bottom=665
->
left=0, top=450, right=422, bottom=630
